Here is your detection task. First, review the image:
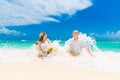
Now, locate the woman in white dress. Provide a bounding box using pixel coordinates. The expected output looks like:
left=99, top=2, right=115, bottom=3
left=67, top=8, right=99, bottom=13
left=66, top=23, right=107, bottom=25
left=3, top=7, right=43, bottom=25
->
left=36, top=32, right=53, bottom=57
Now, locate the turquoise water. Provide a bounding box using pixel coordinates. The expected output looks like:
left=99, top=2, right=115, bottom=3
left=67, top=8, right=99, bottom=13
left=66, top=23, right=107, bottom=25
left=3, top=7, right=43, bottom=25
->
left=0, top=40, right=35, bottom=49
left=96, top=41, right=120, bottom=51
left=0, top=40, right=120, bottom=51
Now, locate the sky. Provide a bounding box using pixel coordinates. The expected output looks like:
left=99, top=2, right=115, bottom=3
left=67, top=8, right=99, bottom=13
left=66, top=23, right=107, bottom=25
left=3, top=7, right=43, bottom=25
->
left=0, top=0, right=120, bottom=41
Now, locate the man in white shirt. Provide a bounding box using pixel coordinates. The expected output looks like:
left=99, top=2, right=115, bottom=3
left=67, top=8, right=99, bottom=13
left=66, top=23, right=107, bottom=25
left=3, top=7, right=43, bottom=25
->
left=66, top=30, right=93, bottom=57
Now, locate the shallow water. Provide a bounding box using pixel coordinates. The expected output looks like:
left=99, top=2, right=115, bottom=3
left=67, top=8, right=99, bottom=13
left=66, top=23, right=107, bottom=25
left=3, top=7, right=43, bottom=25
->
left=0, top=40, right=120, bottom=73
left=0, top=40, right=120, bottom=51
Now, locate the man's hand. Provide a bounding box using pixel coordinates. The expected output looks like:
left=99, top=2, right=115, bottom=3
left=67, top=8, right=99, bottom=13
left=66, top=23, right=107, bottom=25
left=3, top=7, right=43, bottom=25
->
left=87, top=48, right=94, bottom=57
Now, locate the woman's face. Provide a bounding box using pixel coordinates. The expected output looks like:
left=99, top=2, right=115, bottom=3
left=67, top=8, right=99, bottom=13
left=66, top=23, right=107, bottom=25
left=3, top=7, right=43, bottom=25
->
left=43, top=34, right=47, bottom=40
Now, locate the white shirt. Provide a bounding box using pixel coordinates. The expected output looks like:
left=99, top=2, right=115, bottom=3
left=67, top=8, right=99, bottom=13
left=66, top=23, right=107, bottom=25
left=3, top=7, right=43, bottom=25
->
left=66, top=38, right=89, bottom=54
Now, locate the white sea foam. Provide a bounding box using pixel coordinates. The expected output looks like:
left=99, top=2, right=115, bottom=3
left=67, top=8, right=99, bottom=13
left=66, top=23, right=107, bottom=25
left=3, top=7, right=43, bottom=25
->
left=0, top=33, right=120, bottom=73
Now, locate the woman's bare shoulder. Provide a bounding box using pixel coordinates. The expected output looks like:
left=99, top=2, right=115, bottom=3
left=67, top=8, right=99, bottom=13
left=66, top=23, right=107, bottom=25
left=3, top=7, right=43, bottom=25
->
left=47, top=39, right=51, bottom=43
left=37, top=41, right=42, bottom=44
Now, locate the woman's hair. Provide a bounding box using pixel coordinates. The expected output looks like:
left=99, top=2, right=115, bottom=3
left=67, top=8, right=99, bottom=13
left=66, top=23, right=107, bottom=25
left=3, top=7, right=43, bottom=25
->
left=38, top=32, right=46, bottom=42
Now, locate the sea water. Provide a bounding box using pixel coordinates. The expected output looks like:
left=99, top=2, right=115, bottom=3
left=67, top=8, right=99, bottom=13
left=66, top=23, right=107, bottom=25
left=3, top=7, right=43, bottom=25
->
left=0, top=40, right=120, bottom=51
left=0, top=36, right=120, bottom=73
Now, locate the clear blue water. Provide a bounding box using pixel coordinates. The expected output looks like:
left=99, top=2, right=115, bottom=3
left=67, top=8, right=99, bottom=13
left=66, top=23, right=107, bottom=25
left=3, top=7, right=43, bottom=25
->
left=0, top=40, right=120, bottom=52
left=96, top=41, right=120, bottom=52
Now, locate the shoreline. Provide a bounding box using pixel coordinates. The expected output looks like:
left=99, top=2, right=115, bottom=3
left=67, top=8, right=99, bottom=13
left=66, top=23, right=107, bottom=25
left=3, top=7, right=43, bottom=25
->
left=0, top=61, right=120, bottom=80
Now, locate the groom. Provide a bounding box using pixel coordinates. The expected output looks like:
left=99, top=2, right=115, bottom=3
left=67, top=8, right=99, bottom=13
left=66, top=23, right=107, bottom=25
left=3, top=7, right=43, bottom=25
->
left=66, top=30, right=93, bottom=57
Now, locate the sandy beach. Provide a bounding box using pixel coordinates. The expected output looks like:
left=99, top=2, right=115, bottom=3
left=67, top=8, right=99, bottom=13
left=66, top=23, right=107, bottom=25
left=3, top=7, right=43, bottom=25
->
left=0, top=61, right=120, bottom=80
left=0, top=0, right=120, bottom=80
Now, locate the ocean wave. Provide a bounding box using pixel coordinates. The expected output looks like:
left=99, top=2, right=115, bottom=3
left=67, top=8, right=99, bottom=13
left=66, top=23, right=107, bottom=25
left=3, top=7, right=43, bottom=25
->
left=0, top=33, right=120, bottom=73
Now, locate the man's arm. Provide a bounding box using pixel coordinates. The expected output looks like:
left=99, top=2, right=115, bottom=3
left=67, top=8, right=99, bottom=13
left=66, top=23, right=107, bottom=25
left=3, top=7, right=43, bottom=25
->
left=87, top=48, right=94, bottom=57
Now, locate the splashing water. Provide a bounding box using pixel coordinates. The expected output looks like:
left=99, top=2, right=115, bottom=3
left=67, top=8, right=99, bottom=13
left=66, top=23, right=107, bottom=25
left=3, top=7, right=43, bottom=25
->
left=0, top=33, right=120, bottom=73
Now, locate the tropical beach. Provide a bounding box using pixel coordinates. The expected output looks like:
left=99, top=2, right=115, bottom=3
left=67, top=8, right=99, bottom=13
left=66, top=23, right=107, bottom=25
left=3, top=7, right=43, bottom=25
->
left=0, top=0, right=120, bottom=80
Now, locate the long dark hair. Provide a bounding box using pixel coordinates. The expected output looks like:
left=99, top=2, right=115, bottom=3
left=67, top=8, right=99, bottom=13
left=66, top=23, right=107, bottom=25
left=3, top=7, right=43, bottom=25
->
left=39, top=32, right=46, bottom=42
left=35, top=32, right=46, bottom=45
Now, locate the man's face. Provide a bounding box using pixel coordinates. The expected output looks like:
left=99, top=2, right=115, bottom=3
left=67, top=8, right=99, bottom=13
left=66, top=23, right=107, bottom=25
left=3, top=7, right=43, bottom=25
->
left=72, top=32, right=79, bottom=39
